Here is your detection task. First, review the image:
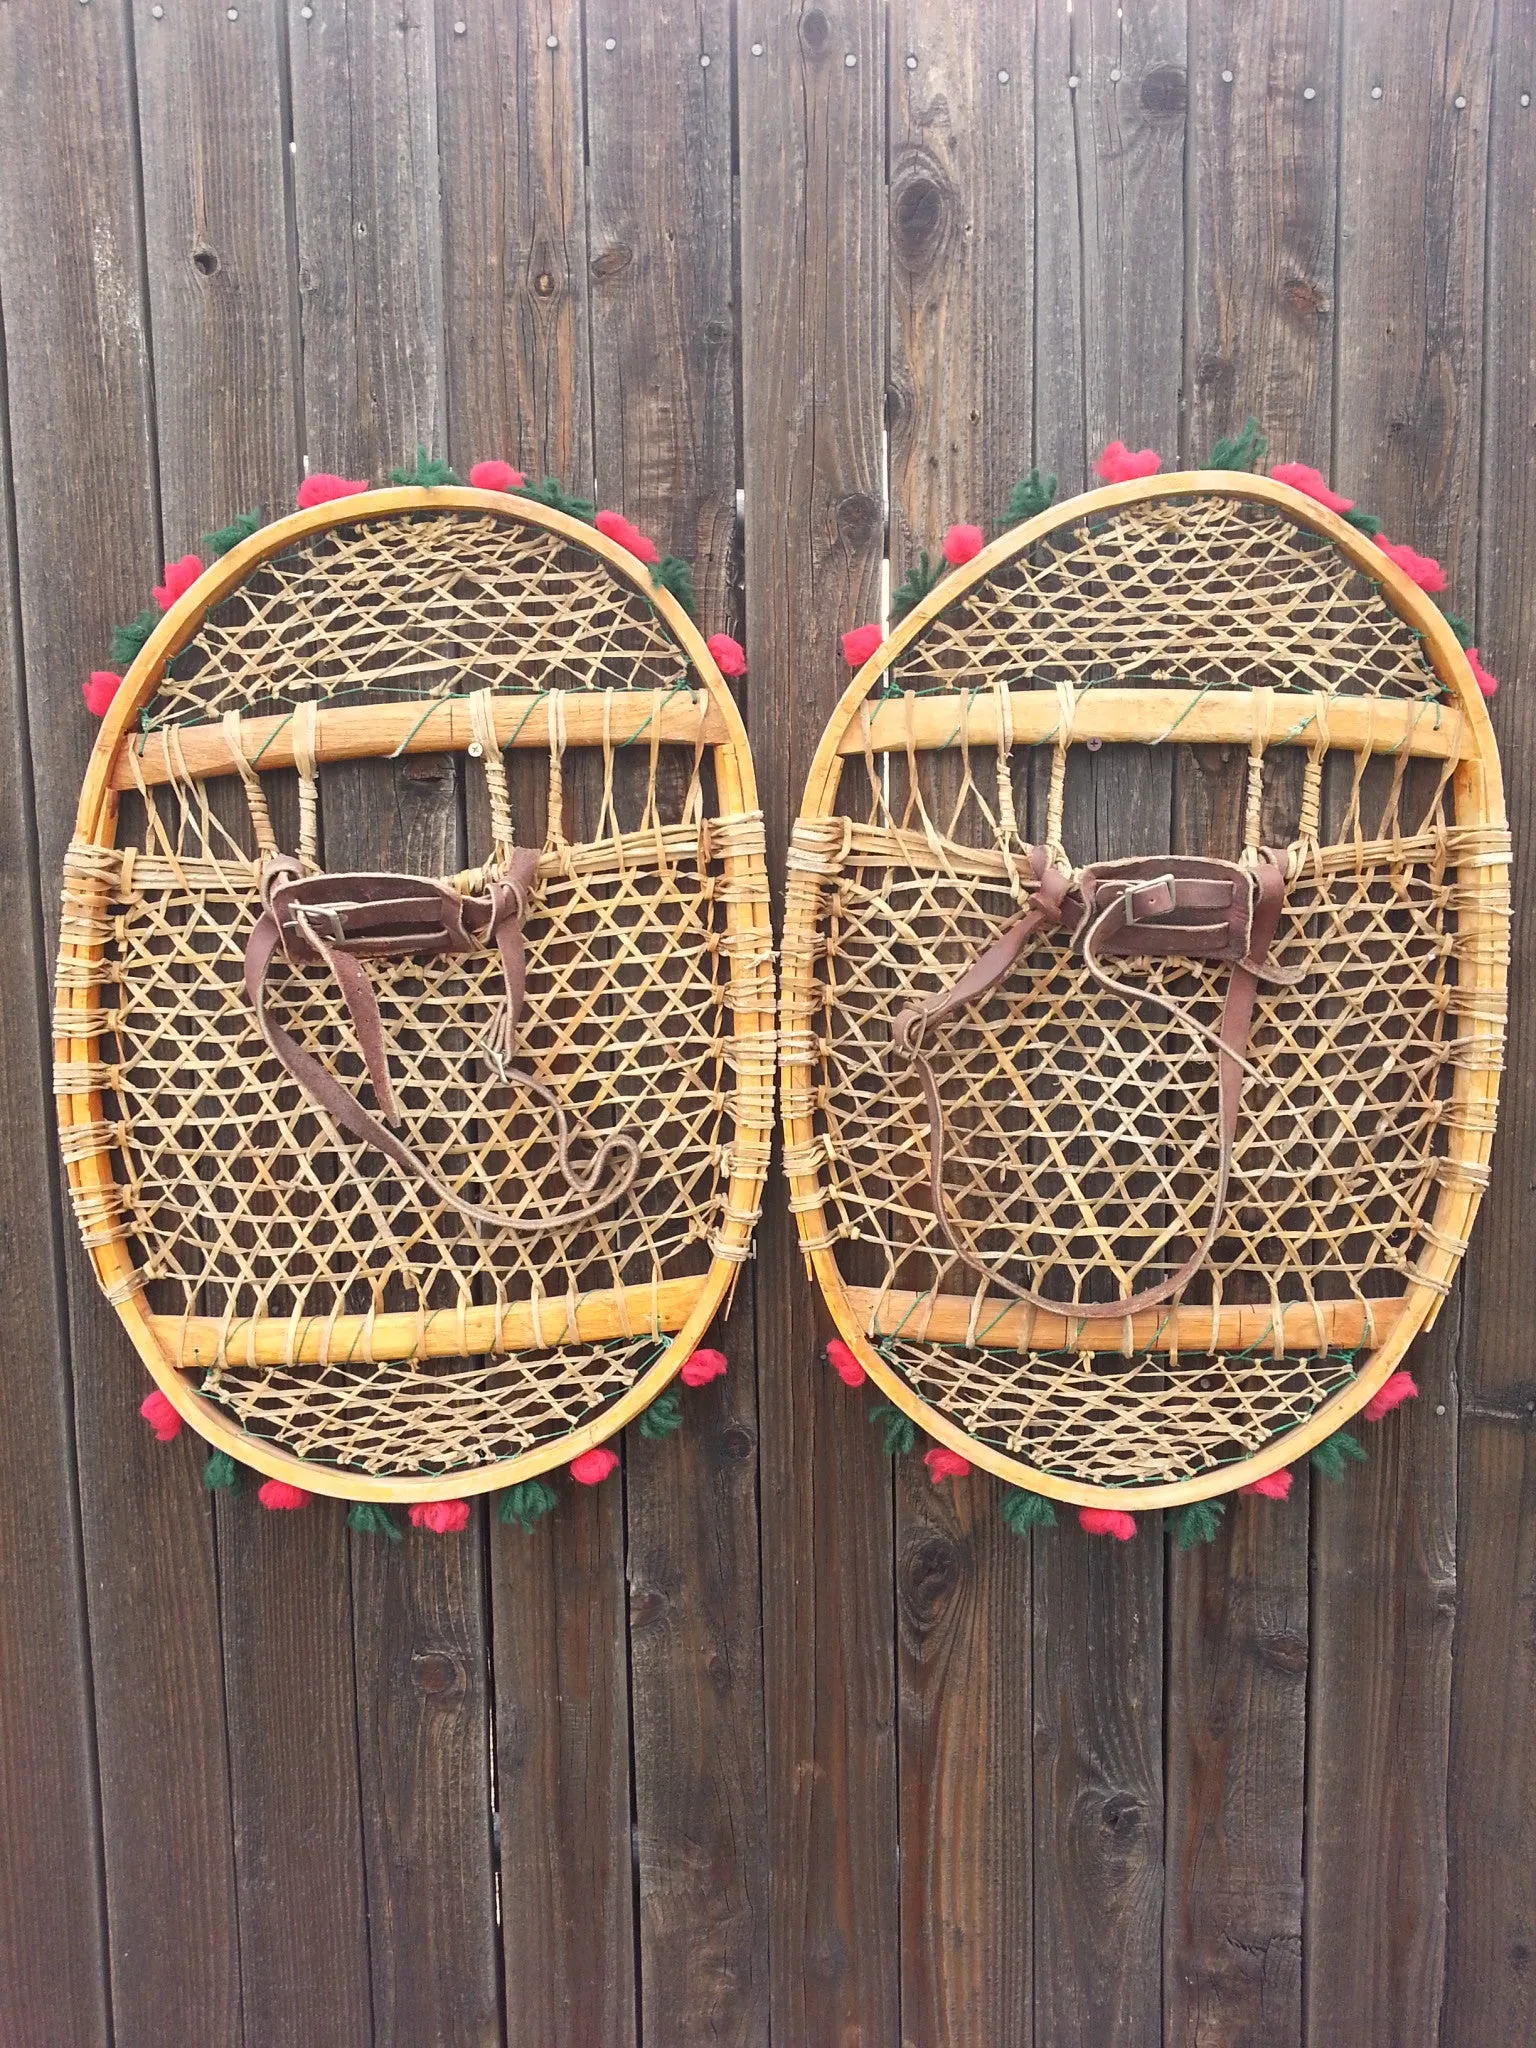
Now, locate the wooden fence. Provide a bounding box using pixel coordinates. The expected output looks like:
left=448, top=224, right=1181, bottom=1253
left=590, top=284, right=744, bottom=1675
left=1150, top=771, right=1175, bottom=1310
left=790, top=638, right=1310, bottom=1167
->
left=0, top=0, right=1531, bottom=2041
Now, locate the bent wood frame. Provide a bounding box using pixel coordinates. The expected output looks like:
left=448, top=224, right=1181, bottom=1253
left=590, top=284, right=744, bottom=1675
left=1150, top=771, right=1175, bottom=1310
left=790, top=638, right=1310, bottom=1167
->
left=783, top=471, right=1507, bottom=1509
left=56, top=487, right=774, bottom=1501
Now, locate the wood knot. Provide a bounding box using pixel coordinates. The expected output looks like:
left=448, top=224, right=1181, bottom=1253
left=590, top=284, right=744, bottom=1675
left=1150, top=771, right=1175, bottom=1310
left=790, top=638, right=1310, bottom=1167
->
left=191, top=244, right=221, bottom=277
left=892, top=163, right=952, bottom=272
left=591, top=244, right=633, bottom=283
left=1140, top=65, right=1187, bottom=117
left=904, top=1532, right=962, bottom=1619
left=411, top=1650, right=464, bottom=1697
left=534, top=270, right=555, bottom=298
left=1101, top=1791, right=1143, bottom=1836
left=800, top=9, right=829, bottom=52
left=720, top=1425, right=755, bottom=1462
left=1284, top=275, right=1330, bottom=316
left=835, top=492, right=880, bottom=549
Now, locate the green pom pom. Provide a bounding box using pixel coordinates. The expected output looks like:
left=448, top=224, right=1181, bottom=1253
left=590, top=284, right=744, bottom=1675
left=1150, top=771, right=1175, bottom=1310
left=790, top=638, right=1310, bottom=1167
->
left=890, top=549, right=943, bottom=623
left=650, top=554, right=696, bottom=617
left=499, top=1478, right=559, bottom=1532
left=639, top=1390, right=683, bottom=1440
left=202, top=509, right=263, bottom=557
left=1168, top=1499, right=1225, bottom=1549
left=518, top=476, right=596, bottom=522
left=1004, top=468, right=1058, bottom=525
left=1343, top=508, right=1383, bottom=537
left=1310, top=1430, right=1367, bottom=1482
left=389, top=446, right=460, bottom=489
left=202, top=1450, right=241, bottom=1493
left=347, top=1500, right=402, bottom=1540
left=1442, top=609, right=1474, bottom=649
left=109, top=607, right=159, bottom=667
left=1208, top=416, right=1269, bottom=472
left=1000, top=1486, right=1057, bottom=1533
left=870, top=1402, right=916, bottom=1457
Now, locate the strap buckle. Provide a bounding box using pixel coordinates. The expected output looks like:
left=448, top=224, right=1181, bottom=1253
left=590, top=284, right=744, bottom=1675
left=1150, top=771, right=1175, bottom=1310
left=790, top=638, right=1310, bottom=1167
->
left=1117, top=872, right=1176, bottom=926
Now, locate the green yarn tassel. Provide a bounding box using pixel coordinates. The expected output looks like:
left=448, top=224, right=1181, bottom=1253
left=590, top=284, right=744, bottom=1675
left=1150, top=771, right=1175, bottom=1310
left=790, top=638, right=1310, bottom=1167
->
left=1000, top=1486, right=1057, bottom=1533
left=1442, top=609, right=1474, bottom=649
left=499, top=1478, right=559, bottom=1533
left=639, top=1390, right=683, bottom=1440
left=202, top=1449, right=241, bottom=1493
left=518, top=476, right=596, bottom=522
left=1004, top=468, right=1058, bottom=526
left=1169, top=1499, right=1225, bottom=1549
left=1343, top=508, right=1383, bottom=537
left=1310, top=1429, right=1367, bottom=1482
left=389, top=446, right=460, bottom=489
left=203, top=508, right=263, bottom=556
left=347, top=1500, right=403, bottom=1540
left=890, top=550, right=943, bottom=623
left=650, top=554, right=696, bottom=617
left=1208, top=416, right=1269, bottom=472
left=110, top=607, right=159, bottom=667
left=870, top=1402, right=916, bottom=1457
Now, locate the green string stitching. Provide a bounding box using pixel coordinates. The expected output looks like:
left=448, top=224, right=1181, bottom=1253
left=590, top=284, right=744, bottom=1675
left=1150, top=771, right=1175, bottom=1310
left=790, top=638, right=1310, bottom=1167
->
left=639, top=1390, right=683, bottom=1440
left=869, top=1403, right=916, bottom=1457
left=499, top=1478, right=559, bottom=1532
left=1310, top=1430, right=1367, bottom=1482
left=202, top=1450, right=241, bottom=1493
left=389, top=447, right=460, bottom=488
left=650, top=555, right=696, bottom=616
left=1168, top=1499, right=1225, bottom=1548
left=1208, top=417, right=1269, bottom=471
left=890, top=550, right=944, bottom=623
left=203, top=509, right=263, bottom=556
left=1004, top=468, right=1058, bottom=525
left=347, top=1500, right=403, bottom=1540
left=1001, top=1486, right=1057, bottom=1533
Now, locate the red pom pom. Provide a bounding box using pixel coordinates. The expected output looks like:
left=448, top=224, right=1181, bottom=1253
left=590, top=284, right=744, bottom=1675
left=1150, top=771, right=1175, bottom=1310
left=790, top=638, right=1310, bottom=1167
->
left=1376, top=538, right=1447, bottom=593
left=706, top=632, right=747, bottom=678
left=1466, top=647, right=1499, bottom=698
left=1094, top=442, right=1161, bottom=484
left=942, top=523, right=985, bottom=567
left=1078, top=1506, right=1137, bottom=1540
left=258, top=1478, right=310, bottom=1511
left=139, top=1388, right=182, bottom=1442
left=1362, top=1370, right=1419, bottom=1424
left=152, top=554, right=203, bottom=612
left=570, top=1445, right=619, bottom=1486
left=593, top=509, right=660, bottom=564
left=83, top=670, right=123, bottom=716
left=1241, top=1469, right=1294, bottom=1501
left=680, top=1347, right=728, bottom=1388
left=1268, top=462, right=1353, bottom=514
left=842, top=623, right=883, bottom=668
left=826, top=1338, right=867, bottom=1388
left=296, top=472, right=370, bottom=509
left=469, top=459, right=524, bottom=492
left=409, top=1498, right=471, bottom=1533
left=924, top=1445, right=971, bottom=1482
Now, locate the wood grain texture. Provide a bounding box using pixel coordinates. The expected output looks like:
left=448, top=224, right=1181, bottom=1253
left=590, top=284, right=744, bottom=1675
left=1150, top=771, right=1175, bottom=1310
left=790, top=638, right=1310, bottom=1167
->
left=0, top=219, right=110, bottom=2048
left=1442, top=4, right=1536, bottom=2037
left=1031, top=4, right=1182, bottom=2039
left=0, top=5, right=243, bottom=2041
left=739, top=3, right=898, bottom=2040
left=584, top=5, right=769, bottom=2040
left=133, top=16, right=373, bottom=2041
left=1306, top=7, right=1492, bottom=2040
left=886, top=8, right=1036, bottom=2042
left=436, top=6, right=636, bottom=2038
left=1166, top=5, right=1338, bottom=2036
left=289, top=11, right=499, bottom=2041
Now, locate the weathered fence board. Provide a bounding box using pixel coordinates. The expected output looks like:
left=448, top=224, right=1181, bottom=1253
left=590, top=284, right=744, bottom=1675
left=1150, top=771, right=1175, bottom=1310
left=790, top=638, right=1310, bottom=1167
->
left=0, top=4, right=1529, bottom=2043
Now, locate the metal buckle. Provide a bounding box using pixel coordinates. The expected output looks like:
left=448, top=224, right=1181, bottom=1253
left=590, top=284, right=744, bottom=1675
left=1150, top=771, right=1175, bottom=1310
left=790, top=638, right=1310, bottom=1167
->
left=1120, top=873, right=1175, bottom=926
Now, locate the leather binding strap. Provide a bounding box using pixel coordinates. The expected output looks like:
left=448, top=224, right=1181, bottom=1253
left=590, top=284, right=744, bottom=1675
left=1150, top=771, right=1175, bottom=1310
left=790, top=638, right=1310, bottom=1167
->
left=891, top=849, right=1291, bottom=1316
left=244, top=846, right=640, bottom=1234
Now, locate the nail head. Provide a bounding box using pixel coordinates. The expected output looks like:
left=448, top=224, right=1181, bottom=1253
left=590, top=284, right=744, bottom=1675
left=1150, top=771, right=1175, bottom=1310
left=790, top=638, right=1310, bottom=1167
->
left=1303, top=85, right=1316, bottom=100
left=1109, top=66, right=1121, bottom=81
left=301, top=4, right=314, bottom=14
left=546, top=32, right=558, bottom=49
left=1435, top=1404, right=1447, bottom=1415
left=700, top=52, right=711, bottom=66
left=226, top=6, right=237, bottom=16
left=998, top=69, right=1010, bottom=84
left=1454, top=94, right=1467, bottom=108
left=844, top=52, right=856, bottom=67
left=751, top=42, right=764, bottom=56
left=1068, top=74, right=1081, bottom=89
left=151, top=3, right=163, bottom=14
left=1371, top=84, right=1383, bottom=98
left=1221, top=69, right=1233, bottom=83
left=453, top=17, right=465, bottom=29
left=604, top=36, right=615, bottom=49
left=1524, top=93, right=1532, bottom=107
left=905, top=53, right=917, bottom=69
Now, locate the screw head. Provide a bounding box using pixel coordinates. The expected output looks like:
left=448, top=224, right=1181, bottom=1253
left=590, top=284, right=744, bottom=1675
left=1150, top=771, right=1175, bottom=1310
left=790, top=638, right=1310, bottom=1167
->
left=466, top=741, right=484, bottom=759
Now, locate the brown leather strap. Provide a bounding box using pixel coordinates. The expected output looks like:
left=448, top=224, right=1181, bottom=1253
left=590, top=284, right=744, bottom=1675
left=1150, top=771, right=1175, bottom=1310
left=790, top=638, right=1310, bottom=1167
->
left=244, top=851, right=639, bottom=1234
left=893, top=850, right=1289, bottom=1317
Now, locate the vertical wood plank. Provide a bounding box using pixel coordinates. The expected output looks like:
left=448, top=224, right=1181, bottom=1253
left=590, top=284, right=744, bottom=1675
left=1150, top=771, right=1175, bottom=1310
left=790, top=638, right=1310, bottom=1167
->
left=0, top=244, right=111, bottom=2048
left=886, top=7, right=1036, bottom=2042
left=583, top=7, right=769, bottom=2042
left=436, top=5, right=636, bottom=2041
left=1442, top=4, right=1536, bottom=2039
left=739, top=3, right=897, bottom=2040
left=132, top=12, right=373, bottom=2039
left=0, top=6, right=243, bottom=2041
left=288, top=7, right=499, bottom=2041
left=1031, top=4, right=1184, bottom=2042
left=1165, top=2, right=1340, bottom=2037
left=1306, top=7, right=1492, bottom=2042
